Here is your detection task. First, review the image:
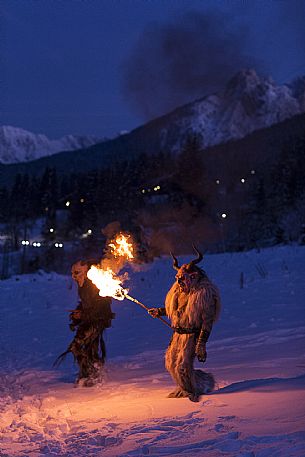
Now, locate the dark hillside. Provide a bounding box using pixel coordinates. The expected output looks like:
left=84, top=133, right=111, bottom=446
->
left=1, top=113, right=304, bottom=188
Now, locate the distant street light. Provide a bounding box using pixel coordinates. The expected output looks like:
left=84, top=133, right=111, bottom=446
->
left=241, top=178, right=246, bottom=183
left=54, top=242, right=63, bottom=248
left=218, top=213, right=228, bottom=253
left=49, top=228, right=54, bottom=233
left=65, top=201, right=70, bottom=207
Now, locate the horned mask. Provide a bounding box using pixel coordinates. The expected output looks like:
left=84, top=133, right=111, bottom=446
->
left=171, top=247, right=204, bottom=294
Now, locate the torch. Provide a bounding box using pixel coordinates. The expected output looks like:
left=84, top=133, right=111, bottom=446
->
left=123, top=293, right=171, bottom=328
left=87, top=265, right=171, bottom=329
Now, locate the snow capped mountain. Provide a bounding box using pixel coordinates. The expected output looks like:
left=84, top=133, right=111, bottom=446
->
left=157, top=69, right=305, bottom=152
left=1, top=70, right=304, bottom=168
left=0, top=126, right=101, bottom=164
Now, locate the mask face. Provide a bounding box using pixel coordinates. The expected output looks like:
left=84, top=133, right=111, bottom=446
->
left=71, top=261, right=88, bottom=287
left=175, top=265, right=199, bottom=293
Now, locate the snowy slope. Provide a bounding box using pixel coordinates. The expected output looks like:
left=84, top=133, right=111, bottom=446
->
left=0, top=126, right=101, bottom=164
left=0, top=245, right=305, bottom=456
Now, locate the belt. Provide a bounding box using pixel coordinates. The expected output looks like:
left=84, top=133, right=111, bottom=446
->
left=173, top=327, right=200, bottom=335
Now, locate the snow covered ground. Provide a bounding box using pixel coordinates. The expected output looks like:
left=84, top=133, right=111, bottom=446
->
left=0, top=245, right=305, bottom=456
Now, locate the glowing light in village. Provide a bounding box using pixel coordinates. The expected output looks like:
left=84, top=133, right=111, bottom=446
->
left=87, top=265, right=128, bottom=300
left=109, top=233, right=134, bottom=260
left=241, top=178, right=246, bottom=183
left=49, top=228, right=54, bottom=233
left=65, top=201, right=70, bottom=207
left=221, top=213, right=227, bottom=219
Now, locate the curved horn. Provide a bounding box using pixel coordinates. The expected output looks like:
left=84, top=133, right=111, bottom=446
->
left=170, top=252, right=180, bottom=270
left=189, top=245, right=203, bottom=266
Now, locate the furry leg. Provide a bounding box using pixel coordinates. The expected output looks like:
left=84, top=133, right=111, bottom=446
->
left=165, top=334, right=198, bottom=399
left=194, top=370, right=215, bottom=394
left=176, top=366, right=196, bottom=395
left=167, top=387, right=190, bottom=398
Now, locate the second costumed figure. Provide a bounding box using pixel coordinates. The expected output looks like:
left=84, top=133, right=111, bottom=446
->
left=149, top=248, right=221, bottom=402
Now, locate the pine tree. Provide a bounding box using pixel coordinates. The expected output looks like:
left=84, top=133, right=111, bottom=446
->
left=0, top=187, right=9, bottom=222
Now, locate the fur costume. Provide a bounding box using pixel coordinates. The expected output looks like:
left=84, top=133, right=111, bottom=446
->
left=55, top=260, right=114, bottom=386
left=165, top=276, right=221, bottom=401
left=150, top=249, right=221, bottom=402
left=69, top=277, right=113, bottom=384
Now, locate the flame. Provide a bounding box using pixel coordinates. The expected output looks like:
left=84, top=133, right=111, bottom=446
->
left=87, top=265, right=128, bottom=300
left=109, top=233, right=134, bottom=260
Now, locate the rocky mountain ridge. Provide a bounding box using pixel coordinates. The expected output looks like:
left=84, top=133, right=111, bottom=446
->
left=0, top=69, right=304, bottom=171
left=155, top=69, right=305, bottom=152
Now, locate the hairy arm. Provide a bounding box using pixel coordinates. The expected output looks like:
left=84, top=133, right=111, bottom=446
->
left=196, top=286, right=217, bottom=362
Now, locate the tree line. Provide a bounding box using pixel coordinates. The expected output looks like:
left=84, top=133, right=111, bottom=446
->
left=0, top=133, right=304, bottom=253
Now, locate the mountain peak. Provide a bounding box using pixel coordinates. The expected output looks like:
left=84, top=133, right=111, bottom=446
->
left=0, top=126, right=101, bottom=164
left=224, top=68, right=271, bottom=96
left=157, top=69, right=305, bottom=152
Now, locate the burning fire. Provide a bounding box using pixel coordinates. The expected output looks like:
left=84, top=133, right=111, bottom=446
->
left=109, top=233, right=134, bottom=260
left=87, top=265, right=128, bottom=300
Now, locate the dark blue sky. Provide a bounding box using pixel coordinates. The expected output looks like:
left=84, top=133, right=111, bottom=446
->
left=1, top=0, right=304, bottom=139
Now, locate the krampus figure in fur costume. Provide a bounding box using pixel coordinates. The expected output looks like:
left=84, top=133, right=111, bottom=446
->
left=149, top=248, right=221, bottom=402
left=54, top=260, right=114, bottom=386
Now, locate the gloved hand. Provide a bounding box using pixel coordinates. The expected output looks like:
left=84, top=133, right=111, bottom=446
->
left=195, top=342, right=207, bottom=363
left=148, top=308, right=160, bottom=318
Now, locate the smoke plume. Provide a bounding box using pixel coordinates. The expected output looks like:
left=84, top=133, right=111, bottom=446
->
left=122, top=11, right=258, bottom=120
